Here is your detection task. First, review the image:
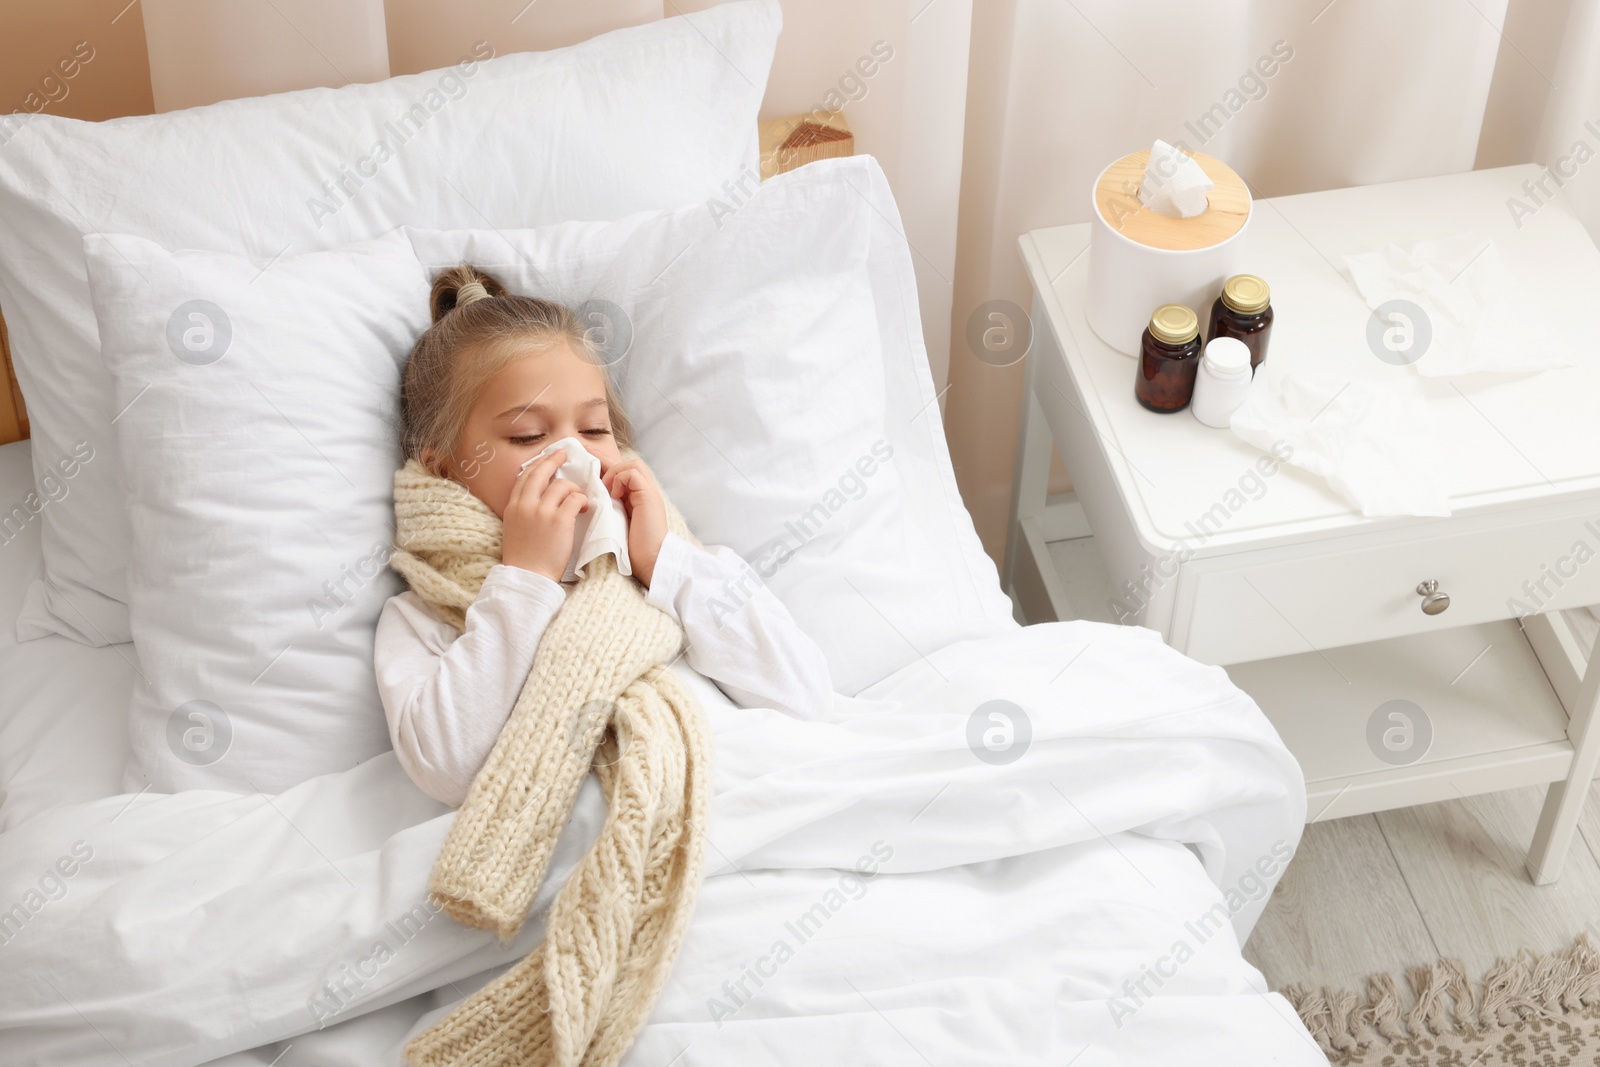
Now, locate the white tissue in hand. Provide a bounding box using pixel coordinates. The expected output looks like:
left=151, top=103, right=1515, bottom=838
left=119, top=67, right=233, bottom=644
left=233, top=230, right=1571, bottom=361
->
left=518, top=436, right=631, bottom=581
left=1138, top=139, right=1214, bottom=219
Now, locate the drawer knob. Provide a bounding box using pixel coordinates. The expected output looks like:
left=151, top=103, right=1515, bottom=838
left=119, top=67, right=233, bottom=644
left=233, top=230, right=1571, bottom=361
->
left=1416, top=579, right=1451, bottom=615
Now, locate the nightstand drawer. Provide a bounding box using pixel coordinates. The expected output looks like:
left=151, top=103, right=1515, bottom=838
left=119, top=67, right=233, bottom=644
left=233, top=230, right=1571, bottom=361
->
left=1175, top=513, right=1600, bottom=665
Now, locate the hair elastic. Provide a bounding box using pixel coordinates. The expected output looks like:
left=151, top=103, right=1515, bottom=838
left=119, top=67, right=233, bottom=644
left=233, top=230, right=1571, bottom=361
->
left=456, top=280, right=491, bottom=307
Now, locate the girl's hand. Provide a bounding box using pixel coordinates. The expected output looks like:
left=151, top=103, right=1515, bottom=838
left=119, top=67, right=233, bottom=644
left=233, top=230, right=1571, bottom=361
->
left=500, top=451, right=588, bottom=584
left=602, top=456, right=667, bottom=587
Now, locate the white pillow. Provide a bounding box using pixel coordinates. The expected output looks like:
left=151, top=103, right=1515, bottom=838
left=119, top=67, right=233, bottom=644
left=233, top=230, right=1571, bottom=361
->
left=0, top=0, right=780, bottom=648
left=86, top=155, right=1015, bottom=795
left=84, top=229, right=431, bottom=793
left=407, top=156, right=1018, bottom=695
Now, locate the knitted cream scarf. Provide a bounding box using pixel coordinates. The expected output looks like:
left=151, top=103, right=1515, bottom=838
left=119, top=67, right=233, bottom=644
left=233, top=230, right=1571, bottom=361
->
left=388, top=448, right=712, bottom=1067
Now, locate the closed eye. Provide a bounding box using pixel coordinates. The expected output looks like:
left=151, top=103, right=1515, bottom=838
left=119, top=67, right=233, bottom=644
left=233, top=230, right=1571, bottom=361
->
left=509, top=429, right=611, bottom=445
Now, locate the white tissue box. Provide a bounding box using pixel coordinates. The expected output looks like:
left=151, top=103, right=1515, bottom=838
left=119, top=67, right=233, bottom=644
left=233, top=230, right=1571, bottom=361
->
left=1085, top=147, right=1252, bottom=357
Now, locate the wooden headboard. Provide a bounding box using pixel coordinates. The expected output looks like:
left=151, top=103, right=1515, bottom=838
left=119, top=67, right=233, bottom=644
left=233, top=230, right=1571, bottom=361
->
left=0, top=310, right=25, bottom=446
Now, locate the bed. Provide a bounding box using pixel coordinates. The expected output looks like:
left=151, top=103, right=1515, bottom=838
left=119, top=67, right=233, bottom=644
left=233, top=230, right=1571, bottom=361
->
left=0, top=4, right=1322, bottom=1064
left=0, top=433, right=1318, bottom=1065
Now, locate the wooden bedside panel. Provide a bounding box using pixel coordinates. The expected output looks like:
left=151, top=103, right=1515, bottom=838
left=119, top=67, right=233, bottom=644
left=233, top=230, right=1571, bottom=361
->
left=758, top=111, right=853, bottom=181
left=0, top=309, right=27, bottom=445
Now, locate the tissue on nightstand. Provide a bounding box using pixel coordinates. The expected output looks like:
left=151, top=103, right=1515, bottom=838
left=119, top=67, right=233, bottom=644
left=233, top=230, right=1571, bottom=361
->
left=1139, top=139, right=1215, bottom=219
left=1230, top=375, right=1453, bottom=518
left=1343, top=233, right=1573, bottom=377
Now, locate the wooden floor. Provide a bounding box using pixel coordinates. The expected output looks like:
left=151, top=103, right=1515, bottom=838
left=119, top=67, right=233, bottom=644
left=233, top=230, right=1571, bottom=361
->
left=1243, top=783, right=1600, bottom=994
left=1043, top=536, right=1600, bottom=996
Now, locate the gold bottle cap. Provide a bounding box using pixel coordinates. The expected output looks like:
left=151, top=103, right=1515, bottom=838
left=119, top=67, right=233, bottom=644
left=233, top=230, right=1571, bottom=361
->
left=1147, top=303, right=1199, bottom=345
left=1221, top=274, right=1270, bottom=314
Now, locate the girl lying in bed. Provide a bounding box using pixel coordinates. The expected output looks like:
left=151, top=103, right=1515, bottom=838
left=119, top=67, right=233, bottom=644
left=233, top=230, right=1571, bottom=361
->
left=373, top=264, right=833, bottom=809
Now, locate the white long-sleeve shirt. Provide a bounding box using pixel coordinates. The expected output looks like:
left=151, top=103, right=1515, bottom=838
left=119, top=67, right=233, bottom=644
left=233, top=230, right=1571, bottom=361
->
left=374, top=531, right=833, bottom=807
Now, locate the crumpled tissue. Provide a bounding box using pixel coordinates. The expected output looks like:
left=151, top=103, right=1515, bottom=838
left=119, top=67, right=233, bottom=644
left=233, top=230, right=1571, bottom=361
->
left=1139, top=139, right=1214, bottom=219
left=1343, top=233, right=1572, bottom=377
left=518, top=436, right=631, bottom=581
left=1229, top=374, right=1453, bottom=518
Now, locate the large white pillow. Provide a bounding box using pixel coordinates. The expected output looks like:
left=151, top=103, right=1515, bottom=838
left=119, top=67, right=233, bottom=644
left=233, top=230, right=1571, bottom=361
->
left=407, top=156, right=1018, bottom=695
left=84, top=229, right=431, bottom=793
left=0, top=0, right=780, bottom=648
left=87, top=155, right=1016, bottom=795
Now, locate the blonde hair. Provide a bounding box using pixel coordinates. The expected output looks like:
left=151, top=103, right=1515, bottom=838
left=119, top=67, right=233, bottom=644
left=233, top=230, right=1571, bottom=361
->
left=400, top=264, right=634, bottom=476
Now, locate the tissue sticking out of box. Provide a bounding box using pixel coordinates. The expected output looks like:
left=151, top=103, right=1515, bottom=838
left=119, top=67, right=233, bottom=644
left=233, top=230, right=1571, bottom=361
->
left=1138, top=140, right=1214, bottom=219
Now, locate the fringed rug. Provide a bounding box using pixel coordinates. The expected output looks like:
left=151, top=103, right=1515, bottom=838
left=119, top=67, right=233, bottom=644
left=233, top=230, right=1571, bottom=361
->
left=1285, top=934, right=1600, bottom=1064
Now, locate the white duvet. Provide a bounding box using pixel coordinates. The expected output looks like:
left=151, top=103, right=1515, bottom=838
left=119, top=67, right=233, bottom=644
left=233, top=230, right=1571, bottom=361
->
left=0, top=616, right=1320, bottom=1066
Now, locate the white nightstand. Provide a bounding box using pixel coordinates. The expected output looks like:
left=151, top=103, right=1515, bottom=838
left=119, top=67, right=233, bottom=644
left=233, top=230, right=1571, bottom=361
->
left=1005, top=163, right=1600, bottom=884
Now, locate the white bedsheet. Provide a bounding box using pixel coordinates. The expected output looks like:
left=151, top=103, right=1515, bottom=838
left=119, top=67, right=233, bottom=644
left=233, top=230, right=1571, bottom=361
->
left=0, top=441, right=134, bottom=833
left=0, top=442, right=1321, bottom=1066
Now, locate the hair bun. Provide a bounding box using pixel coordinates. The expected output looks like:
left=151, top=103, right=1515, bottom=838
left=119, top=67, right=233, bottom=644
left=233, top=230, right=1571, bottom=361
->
left=427, top=263, right=505, bottom=323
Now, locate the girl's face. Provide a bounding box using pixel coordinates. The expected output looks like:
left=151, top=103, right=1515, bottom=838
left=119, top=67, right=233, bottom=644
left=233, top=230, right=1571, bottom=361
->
left=425, top=340, right=622, bottom=519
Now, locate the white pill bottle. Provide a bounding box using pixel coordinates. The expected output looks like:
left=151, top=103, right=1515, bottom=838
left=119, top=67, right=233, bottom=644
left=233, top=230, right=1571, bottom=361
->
left=1190, top=336, right=1253, bottom=428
